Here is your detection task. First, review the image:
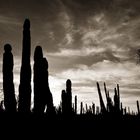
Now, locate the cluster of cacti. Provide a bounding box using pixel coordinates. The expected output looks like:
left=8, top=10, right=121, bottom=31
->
left=2, top=19, right=55, bottom=114
left=104, top=83, right=113, bottom=113
left=33, top=46, right=54, bottom=114
left=66, top=82, right=138, bottom=116
left=61, top=79, right=72, bottom=115
left=97, top=82, right=122, bottom=115
left=79, top=102, right=95, bottom=115
left=1, top=19, right=140, bottom=118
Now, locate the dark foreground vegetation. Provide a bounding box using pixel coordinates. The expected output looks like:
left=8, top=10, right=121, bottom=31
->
left=0, top=19, right=140, bottom=136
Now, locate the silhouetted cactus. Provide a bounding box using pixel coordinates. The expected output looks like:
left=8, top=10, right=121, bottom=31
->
left=18, top=19, right=31, bottom=113
left=33, top=46, right=54, bottom=114
left=33, top=46, right=44, bottom=113
left=92, top=103, right=95, bottom=115
left=86, top=104, right=88, bottom=113
left=80, top=102, right=83, bottom=115
left=114, top=87, right=120, bottom=114
left=3, top=44, right=16, bottom=112
left=136, top=100, right=140, bottom=115
left=66, top=79, right=72, bottom=114
left=120, top=102, right=123, bottom=115
left=61, top=79, right=72, bottom=115
left=61, top=90, right=67, bottom=114
left=74, top=96, right=77, bottom=114
left=107, top=91, right=114, bottom=113
left=97, top=82, right=106, bottom=114
left=117, top=84, right=120, bottom=110
left=104, top=82, right=108, bottom=98
left=124, top=107, right=127, bottom=115
left=42, top=57, right=54, bottom=114
left=104, top=83, right=113, bottom=113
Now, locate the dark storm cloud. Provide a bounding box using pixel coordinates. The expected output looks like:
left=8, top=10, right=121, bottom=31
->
left=61, top=0, right=113, bottom=20
left=60, top=0, right=140, bottom=26
left=0, top=0, right=139, bottom=70
left=0, top=0, right=61, bottom=18
left=0, top=0, right=140, bottom=55
left=60, top=0, right=140, bottom=50
left=0, top=0, right=66, bottom=55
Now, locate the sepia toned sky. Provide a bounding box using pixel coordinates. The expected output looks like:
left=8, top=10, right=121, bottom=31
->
left=0, top=0, right=140, bottom=112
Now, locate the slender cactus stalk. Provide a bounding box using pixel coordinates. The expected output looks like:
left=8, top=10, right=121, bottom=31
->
left=80, top=102, right=83, bottom=115
left=97, top=82, right=106, bottom=114
left=136, top=100, right=140, bottom=115
left=75, top=96, right=77, bottom=114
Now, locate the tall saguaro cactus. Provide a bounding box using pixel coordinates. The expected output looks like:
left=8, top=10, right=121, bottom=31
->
left=33, top=46, right=54, bottom=114
left=3, top=44, right=16, bottom=112
left=33, top=46, right=44, bottom=113
left=66, top=79, right=72, bottom=114
left=18, top=19, right=31, bottom=113
left=61, top=79, right=72, bottom=115
left=61, top=90, right=67, bottom=114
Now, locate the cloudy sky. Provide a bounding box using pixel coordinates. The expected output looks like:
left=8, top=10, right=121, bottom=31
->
left=0, top=0, right=140, bottom=112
